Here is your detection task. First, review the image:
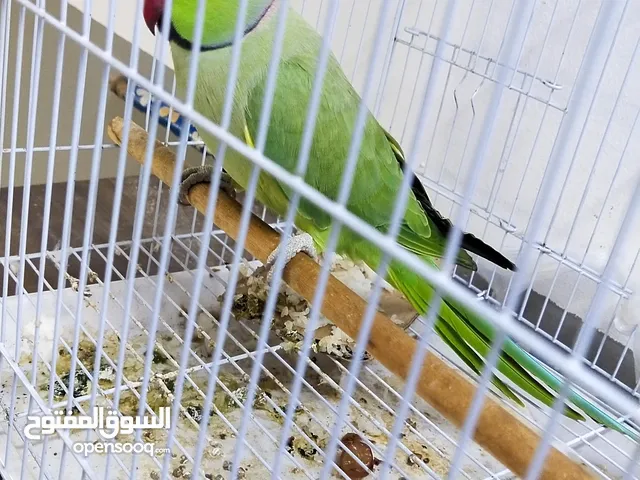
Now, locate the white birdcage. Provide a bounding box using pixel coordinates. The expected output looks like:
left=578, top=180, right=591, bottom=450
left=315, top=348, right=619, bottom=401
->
left=0, top=0, right=639, bottom=479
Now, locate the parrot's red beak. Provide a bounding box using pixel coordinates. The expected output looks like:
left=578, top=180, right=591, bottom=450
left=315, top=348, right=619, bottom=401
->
left=143, top=0, right=164, bottom=35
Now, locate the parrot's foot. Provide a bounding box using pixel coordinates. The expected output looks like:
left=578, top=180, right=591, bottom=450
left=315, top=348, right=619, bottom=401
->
left=264, top=232, right=319, bottom=283
left=178, top=165, right=237, bottom=205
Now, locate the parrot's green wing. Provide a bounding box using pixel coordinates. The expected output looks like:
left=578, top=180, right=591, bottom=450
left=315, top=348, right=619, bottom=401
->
left=383, top=128, right=515, bottom=271
left=241, top=52, right=638, bottom=442
left=243, top=54, right=475, bottom=269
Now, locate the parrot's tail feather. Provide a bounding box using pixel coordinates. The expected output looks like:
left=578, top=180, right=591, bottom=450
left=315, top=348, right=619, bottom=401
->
left=502, top=341, right=640, bottom=443
left=457, top=232, right=517, bottom=271
left=385, top=261, right=640, bottom=442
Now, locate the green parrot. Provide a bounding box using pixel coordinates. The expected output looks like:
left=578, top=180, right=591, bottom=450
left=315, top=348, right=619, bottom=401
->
left=142, top=0, right=639, bottom=440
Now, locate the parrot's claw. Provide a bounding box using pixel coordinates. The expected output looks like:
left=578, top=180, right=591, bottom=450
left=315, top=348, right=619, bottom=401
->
left=178, top=165, right=237, bottom=205
left=264, top=232, right=319, bottom=283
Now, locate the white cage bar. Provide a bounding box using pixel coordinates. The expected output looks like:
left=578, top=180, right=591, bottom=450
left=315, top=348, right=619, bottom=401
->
left=0, top=0, right=639, bottom=479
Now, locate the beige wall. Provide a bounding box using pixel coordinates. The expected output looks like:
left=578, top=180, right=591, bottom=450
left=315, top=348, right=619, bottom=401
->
left=0, top=1, right=161, bottom=187
left=68, top=0, right=165, bottom=66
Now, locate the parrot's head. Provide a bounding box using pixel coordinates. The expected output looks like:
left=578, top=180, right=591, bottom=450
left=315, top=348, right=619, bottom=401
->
left=143, top=0, right=273, bottom=49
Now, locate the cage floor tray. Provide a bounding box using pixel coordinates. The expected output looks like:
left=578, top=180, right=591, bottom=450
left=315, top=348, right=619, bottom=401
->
left=0, top=260, right=635, bottom=479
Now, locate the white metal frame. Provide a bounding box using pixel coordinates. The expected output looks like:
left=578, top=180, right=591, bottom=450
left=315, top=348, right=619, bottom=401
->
left=0, top=0, right=639, bottom=479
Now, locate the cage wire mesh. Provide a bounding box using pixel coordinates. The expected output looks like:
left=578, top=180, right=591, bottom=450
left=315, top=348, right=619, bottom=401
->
left=0, top=0, right=639, bottom=478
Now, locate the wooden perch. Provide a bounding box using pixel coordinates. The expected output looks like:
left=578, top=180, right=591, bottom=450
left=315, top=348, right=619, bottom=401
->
left=107, top=115, right=595, bottom=480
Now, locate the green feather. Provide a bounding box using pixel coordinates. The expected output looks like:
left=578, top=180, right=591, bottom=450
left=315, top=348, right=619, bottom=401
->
left=434, top=318, right=526, bottom=407
left=397, top=227, right=477, bottom=272
left=388, top=261, right=638, bottom=439
left=170, top=0, right=272, bottom=47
